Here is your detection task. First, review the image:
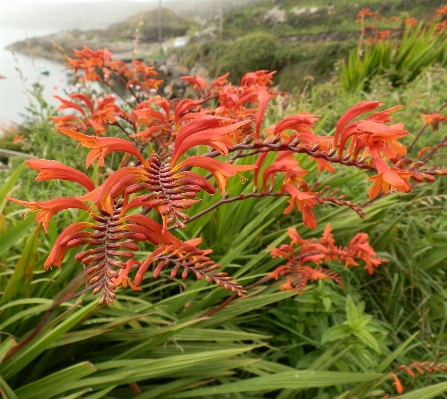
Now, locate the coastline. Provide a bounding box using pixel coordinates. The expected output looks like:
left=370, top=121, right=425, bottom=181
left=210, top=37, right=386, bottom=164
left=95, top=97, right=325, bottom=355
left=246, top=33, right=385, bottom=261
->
left=7, top=30, right=163, bottom=64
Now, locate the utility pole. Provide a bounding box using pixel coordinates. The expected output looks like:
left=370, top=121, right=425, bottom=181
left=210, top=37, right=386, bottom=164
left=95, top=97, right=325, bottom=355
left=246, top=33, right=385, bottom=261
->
left=158, top=0, right=163, bottom=54
left=219, top=0, right=223, bottom=39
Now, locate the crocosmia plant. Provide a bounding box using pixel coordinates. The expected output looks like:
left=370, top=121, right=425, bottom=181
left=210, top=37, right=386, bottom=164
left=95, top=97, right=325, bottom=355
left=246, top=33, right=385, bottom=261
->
left=8, top=46, right=447, bottom=306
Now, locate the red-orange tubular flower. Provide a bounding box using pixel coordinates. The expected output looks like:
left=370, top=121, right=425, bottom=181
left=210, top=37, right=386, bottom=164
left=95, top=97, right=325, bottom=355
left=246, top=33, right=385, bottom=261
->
left=269, top=224, right=386, bottom=293
left=59, top=128, right=148, bottom=168
left=282, top=184, right=317, bottom=230
left=25, top=159, right=95, bottom=191
left=419, top=113, right=447, bottom=132
left=6, top=198, right=91, bottom=233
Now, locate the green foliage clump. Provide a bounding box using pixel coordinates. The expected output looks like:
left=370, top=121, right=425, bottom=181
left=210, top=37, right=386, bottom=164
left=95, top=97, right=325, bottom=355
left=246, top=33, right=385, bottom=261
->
left=217, top=32, right=280, bottom=83
left=174, top=39, right=230, bottom=73
left=222, top=6, right=267, bottom=39
left=108, top=8, right=195, bottom=42
left=342, top=22, right=447, bottom=92
left=276, top=41, right=356, bottom=91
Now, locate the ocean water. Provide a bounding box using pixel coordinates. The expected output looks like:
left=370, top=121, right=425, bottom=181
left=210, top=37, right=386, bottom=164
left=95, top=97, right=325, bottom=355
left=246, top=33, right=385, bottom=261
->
left=0, top=27, right=73, bottom=126
left=0, top=0, right=225, bottom=126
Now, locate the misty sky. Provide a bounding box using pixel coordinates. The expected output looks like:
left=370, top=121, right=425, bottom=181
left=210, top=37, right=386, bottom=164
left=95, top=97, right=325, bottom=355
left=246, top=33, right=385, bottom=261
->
left=0, top=0, right=220, bottom=31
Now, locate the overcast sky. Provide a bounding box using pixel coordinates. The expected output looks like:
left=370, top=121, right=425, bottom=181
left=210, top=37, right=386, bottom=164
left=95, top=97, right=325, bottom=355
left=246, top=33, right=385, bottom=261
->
left=0, top=0, right=216, bottom=31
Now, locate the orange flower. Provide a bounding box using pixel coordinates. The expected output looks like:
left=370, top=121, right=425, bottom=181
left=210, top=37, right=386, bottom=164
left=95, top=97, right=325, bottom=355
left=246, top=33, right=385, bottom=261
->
left=170, top=116, right=249, bottom=165
left=210, top=72, right=230, bottom=90
left=67, top=46, right=124, bottom=81
left=241, top=70, right=276, bottom=86
left=348, top=232, right=385, bottom=274
left=7, top=197, right=91, bottom=232
left=78, top=167, right=148, bottom=214
left=314, top=157, right=336, bottom=174
left=54, top=95, right=87, bottom=117
left=357, top=8, right=371, bottom=18
left=51, top=115, right=86, bottom=131
left=269, top=113, right=320, bottom=145
left=12, top=134, right=24, bottom=144
left=122, top=214, right=180, bottom=247
left=355, top=120, right=408, bottom=160
left=180, top=74, right=208, bottom=94
left=435, top=5, right=447, bottom=15
left=112, top=259, right=142, bottom=291
left=174, top=156, right=256, bottom=193
left=44, top=222, right=95, bottom=268
left=282, top=184, right=317, bottom=229
left=419, top=113, right=447, bottom=132
left=269, top=223, right=385, bottom=294
left=337, top=104, right=407, bottom=160
left=367, top=159, right=412, bottom=199
left=391, top=373, right=404, bottom=394
left=174, top=99, right=206, bottom=126
left=334, top=101, right=382, bottom=148
left=378, top=30, right=391, bottom=41
left=26, top=159, right=95, bottom=191
left=59, top=128, right=148, bottom=168
left=287, top=227, right=306, bottom=246
left=261, top=152, right=308, bottom=191
left=405, top=17, right=418, bottom=26
left=255, top=88, right=271, bottom=138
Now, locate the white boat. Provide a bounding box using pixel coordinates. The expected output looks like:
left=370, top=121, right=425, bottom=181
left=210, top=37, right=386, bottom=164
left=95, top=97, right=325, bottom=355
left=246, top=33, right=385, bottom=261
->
left=38, top=65, right=50, bottom=75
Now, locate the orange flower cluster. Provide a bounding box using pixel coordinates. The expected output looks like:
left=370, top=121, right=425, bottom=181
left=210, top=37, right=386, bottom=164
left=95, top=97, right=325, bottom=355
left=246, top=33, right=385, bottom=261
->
left=357, top=4, right=447, bottom=45
left=419, top=112, right=447, bottom=132
left=357, top=8, right=384, bottom=21
left=269, top=224, right=386, bottom=293
left=389, top=361, right=447, bottom=395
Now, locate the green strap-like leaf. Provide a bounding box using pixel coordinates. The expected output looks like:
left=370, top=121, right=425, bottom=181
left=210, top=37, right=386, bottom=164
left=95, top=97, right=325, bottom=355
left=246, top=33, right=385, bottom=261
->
left=1, top=223, right=41, bottom=307
left=15, top=362, right=97, bottom=399
left=0, top=215, right=35, bottom=257
left=0, top=300, right=98, bottom=379
left=390, top=381, right=447, bottom=399
left=164, top=370, right=384, bottom=398
left=0, top=161, right=26, bottom=215
left=0, top=376, right=18, bottom=399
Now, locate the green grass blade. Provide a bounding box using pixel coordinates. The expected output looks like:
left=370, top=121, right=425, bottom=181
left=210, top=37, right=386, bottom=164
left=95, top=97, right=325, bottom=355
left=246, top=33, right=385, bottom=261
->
left=81, top=387, right=116, bottom=399
left=390, top=382, right=447, bottom=399
left=0, top=300, right=98, bottom=378
left=1, top=224, right=41, bottom=306
left=15, top=362, right=97, bottom=399
left=0, top=337, right=17, bottom=364
left=375, top=332, right=419, bottom=373
left=0, top=376, right=18, bottom=399
left=421, top=246, right=447, bottom=270
left=0, top=161, right=26, bottom=214
left=164, top=370, right=384, bottom=397
left=345, top=333, right=419, bottom=398
left=59, top=390, right=93, bottom=399
left=0, top=215, right=35, bottom=256
left=198, top=291, right=295, bottom=328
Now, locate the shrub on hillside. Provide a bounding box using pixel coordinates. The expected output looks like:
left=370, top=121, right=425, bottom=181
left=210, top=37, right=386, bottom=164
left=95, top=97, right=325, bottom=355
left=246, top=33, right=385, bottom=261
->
left=217, top=32, right=280, bottom=83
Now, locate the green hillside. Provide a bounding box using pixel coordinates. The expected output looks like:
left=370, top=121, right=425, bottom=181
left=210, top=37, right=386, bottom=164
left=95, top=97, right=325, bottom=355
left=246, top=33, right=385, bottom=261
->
left=222, top=0, right=446, bottom=39
left=107, top=7, right=197, bottom=43
left=174, top=0, right=447, bottom=91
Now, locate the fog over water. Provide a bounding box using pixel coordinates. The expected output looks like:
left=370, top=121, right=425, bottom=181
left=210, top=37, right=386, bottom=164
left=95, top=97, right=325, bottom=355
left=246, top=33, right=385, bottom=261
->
left=0, top=0, right=220, bottom=125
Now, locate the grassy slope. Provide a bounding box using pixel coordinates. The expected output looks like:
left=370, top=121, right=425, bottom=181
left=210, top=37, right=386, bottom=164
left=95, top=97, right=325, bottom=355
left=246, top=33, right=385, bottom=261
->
left=176, top=0, right=447, bottom=91
left=106, top=7, right=197, bottom=43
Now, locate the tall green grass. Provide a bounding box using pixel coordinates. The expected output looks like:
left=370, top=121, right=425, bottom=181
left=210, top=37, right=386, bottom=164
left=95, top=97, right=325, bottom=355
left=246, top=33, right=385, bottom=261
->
left=342, top=22, right=447, bottom=92
left=3, top=57, right=447, bottom=399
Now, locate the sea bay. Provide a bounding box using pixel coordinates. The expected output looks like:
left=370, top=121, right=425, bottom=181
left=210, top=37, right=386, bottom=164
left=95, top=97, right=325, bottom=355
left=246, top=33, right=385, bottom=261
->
left=0, top=27, right=71, bottom=126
